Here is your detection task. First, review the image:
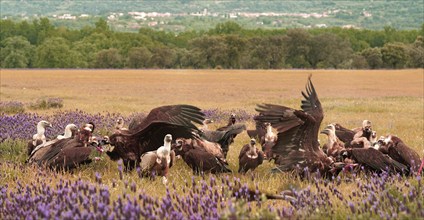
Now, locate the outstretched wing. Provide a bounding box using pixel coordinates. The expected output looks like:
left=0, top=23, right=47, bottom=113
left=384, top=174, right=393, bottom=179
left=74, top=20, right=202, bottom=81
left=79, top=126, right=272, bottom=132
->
left=113, top=105, right=205, bottom=154
left=254, top=76, right=324, bottom=170
left=300, top=75, right=323, bottom=150
left=131, top=105, right=205, bottom=134
left=255, top=79, right=322, bottom=152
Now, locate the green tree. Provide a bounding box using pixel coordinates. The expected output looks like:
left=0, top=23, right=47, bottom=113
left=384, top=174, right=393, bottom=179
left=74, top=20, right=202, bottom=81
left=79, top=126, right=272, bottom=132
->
left=361, top=47, right=383, bottom=69
left=223, top=35, right=247, bottom=68
left=350, top=54, right=369, bottom=69
left=127, top=47, right=152, bottom=68
left=283, top=29, right=311, bottom=68
left=3, top=51, right=28, bottom=68
left=35, top=37, right=82, bottom=68
left=308, top=33, right=353, bottom=69
left=381, top=43, right=408, bottom=68
left=72, top=40, right=98, bottom=68
left=405, top=36, right=424, bottom=68
left=149, top=46, right=176, bottom=68
left=1, top=36, right=35, bottom=68
left=94, top=18, right=110, bottom=33
left=83, top=33, right=112, bottom=50
left=190, top=36, right=227, bottom=68
left=209, top=21, right=242, bottom=35
left=94, top=48, right=123, bottom=68
left=0, top=20, right=17, bottom=43
left=33, top=18, right=55, bottom=44
left=245, top=36, right=285, bottom=69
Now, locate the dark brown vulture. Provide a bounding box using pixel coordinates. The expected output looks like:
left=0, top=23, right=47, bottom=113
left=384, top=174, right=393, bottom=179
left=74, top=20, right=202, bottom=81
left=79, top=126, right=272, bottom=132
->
left=173, top=138, right=231, bottom=174
left=216, top=113, right=237, bottom=131
left=254, top=75, right=344, bottom=178
left=344, top=148, right=407, bottom=174
left=238, top=139, right=264, bottom=174
left=140, top=134, right=176, bottom=184
left=27, top=120, right=52, bottom=156
left=106, top=105, right=205, bottom=171
left=320, top=124, right=346, bottom=160
left=376, top=135, right=421, bottom=174
left=200, top=123, right=246, bottom=158
left=27, top=123, right=78, bottom=164
left=35, top=126, right=105, bottom=170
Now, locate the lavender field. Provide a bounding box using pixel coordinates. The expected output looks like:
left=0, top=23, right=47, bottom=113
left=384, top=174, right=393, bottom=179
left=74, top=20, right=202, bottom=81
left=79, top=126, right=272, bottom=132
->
left=1, top=69, right=423, bottom=219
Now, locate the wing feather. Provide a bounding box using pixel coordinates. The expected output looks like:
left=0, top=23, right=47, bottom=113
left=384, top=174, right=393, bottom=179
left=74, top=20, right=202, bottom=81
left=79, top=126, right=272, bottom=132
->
left=351, top=148, right=407, bottom=172
left=254, top=76, right=326, bottom=171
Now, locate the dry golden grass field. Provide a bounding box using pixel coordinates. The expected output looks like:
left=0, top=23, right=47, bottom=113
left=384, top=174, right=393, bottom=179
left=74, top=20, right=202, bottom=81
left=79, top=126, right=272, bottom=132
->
left=1, top=69, right=423, bottom=147
left=1, top=69, right=423, bottom=219
left=1, top=69, right=423, bottom=113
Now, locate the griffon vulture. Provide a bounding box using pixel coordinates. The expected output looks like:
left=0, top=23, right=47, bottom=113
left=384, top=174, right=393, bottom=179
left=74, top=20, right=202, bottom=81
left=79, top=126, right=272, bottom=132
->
left=140, top=134, right=176, bottom=184
left=27, top=120, right=52, bottom=156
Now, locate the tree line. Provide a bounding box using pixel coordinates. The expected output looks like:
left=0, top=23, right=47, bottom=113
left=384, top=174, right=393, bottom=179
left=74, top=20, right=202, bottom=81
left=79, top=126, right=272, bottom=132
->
left=1, top=18, right=423, bottom=69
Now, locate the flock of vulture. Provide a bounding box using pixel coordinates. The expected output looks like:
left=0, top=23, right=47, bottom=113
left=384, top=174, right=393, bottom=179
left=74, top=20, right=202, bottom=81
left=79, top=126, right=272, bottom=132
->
left=25, top=75, right=423, bottom=184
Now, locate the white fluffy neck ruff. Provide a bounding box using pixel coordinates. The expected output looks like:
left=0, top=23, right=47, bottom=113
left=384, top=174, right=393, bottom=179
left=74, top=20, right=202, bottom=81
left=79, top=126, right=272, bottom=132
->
left=157, top=135, right=172, bottom=164
left=327, top=130, right=337, bottom=145
left=247, top=144, right=258, bottom=159
left=63, top=124, right=76, bottom=138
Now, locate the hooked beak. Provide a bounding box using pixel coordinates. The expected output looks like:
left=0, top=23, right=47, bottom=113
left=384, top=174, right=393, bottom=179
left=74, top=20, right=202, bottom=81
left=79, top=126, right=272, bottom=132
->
left=320, top=129, right=330, bottom=135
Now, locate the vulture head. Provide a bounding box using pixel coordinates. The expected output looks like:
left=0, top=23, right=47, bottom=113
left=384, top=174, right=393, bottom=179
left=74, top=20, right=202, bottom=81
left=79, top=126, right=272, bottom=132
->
left=38, top=120, right=53, bottom=130
left=229, top=113, right=236, bottom=125
left=373, top=136, right=384, bottom=148
left=247, top=138, right=258, bottom=159
left=320, top=124, right=336, bottom=136
left=362, top=120, right=372, bottom=134
left=78, top=126, right=92, bottom=145
left=115, top=117, right=125, bottom=130
left=84, top=122, right=95, bottom=133
left=67, top=123, right=78, bottom=135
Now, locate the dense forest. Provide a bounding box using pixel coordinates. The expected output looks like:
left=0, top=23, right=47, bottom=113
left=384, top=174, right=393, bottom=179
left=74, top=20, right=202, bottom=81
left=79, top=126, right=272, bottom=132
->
left=1, top=18, right=423, bottom=69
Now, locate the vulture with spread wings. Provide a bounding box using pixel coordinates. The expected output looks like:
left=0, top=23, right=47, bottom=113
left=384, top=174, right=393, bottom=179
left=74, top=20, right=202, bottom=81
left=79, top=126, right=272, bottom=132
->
left=106, top=104, right=205, bottom=171
left=254, top=75, right=343, bottom=178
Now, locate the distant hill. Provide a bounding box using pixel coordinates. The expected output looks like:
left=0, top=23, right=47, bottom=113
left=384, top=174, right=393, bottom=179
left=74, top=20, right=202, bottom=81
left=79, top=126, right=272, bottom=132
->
left=1, top=0, right=423, bottom=32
